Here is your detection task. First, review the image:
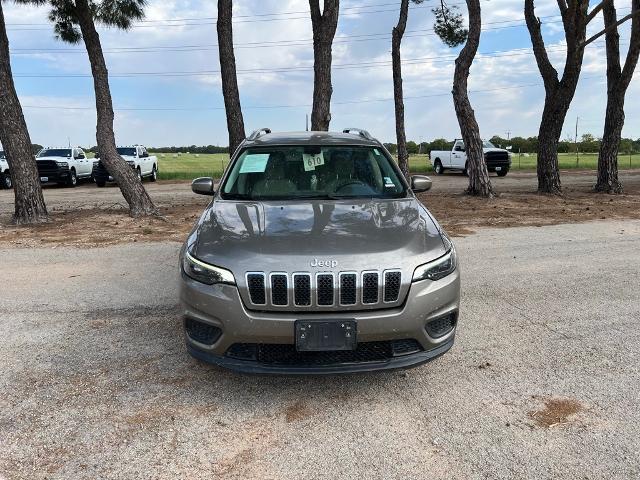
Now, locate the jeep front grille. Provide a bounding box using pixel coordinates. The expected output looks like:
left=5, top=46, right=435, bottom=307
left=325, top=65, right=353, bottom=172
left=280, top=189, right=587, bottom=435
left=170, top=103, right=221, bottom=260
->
left=247, top=273, right=266, bottom=305
left=243, top=269, right=403, bottom=311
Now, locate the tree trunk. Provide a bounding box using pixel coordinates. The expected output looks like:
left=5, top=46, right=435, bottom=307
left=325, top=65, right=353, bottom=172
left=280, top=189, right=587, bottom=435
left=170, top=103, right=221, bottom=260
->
left=0, top=2, right=48, bottom=224
left=595, top=0, right=640, bottom=194
left=453, top=0, right=494, bottom=197
left=217, top=0, right=246, bottom=155
left=525, top=0, right=588, bottom=195
left=596, top=96, right=624, bottom=193
left=309, top=0, right=339, bottom=131
left=536, top=95, right=566, bottom=195
left=392, top=0, right=410, bottom=181
left=75, top=0, right=157, bottom=217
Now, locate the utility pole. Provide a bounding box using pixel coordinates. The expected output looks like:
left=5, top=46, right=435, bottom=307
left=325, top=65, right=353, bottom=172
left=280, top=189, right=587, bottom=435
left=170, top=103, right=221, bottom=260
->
left=575, top=116, right=579, bottom=167
left=306, top=114, right=309, bottom=132
left=505, top=130, right=511, bottom=141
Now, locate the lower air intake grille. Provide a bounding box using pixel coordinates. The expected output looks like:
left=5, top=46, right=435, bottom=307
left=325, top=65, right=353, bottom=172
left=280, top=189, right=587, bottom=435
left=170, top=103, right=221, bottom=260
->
left=225, top=339, right=423, bottom=366
left=185, top=318, right=221, bottom=346
left=317, top=274, right=334, bottom=306
left=270, top=274, right=288, bottom=306
left=384, top=271, right=401, bottom=302
left=426, top=312, right=458, bottom=338
left=362, top=272, right=379, bottom=304
left=247, top=274, right=266, bottom=305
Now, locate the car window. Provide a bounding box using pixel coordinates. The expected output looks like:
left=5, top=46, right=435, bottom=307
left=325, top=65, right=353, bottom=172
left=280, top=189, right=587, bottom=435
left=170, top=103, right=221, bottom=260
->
left=117, top=147, right=137, bottom=156
left=38, top=149, right=72, bottom=158
left=483, top=141, right=496, bottom=148
left=0, top=151, right=5, bottom=159
left=453, top=140, right=464, bottom=151
left=221, top=146, right=406, bottom=200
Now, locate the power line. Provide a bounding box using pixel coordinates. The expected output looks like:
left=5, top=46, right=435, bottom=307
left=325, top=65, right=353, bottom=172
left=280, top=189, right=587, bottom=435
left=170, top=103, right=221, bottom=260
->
left=10, top=41, right=615, bottom=78
left=19, top=75, right=603, bottom=112
left=8, top=17, right=568, bottom=55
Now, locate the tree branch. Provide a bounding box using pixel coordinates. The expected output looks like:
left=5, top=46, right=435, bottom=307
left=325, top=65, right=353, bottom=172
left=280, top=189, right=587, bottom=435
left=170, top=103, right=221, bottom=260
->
left=581, top=9, right=640, bottom=48
left=586, top=0, right=609, bottom=24
left=622, top=0, right=640, bottom=86
left=525, top=0, right=560, bottom=91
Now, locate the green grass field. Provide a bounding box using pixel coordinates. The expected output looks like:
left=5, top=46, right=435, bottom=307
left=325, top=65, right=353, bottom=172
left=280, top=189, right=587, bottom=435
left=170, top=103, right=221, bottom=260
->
left=152, top=151, right=640, bottom=181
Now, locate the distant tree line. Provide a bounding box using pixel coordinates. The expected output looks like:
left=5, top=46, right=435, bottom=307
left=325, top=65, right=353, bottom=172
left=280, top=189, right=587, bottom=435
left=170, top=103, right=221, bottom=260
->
left=84, top=145, right=229, bottom=154
left=383, top=135, right=640, bottom=156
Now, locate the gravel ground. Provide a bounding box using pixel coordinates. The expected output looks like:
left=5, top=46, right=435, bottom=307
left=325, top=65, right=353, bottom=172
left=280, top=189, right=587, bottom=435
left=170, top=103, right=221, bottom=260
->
left=1, top=220, right=639, bottom=479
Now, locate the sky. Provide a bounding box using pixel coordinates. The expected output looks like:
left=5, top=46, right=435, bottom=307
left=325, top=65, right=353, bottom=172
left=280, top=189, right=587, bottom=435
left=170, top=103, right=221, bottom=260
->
left=3, top=0, right=639, bottom=148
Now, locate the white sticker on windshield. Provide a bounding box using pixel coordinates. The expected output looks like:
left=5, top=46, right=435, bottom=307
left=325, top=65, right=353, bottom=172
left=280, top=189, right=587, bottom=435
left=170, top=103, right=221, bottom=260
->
left=384, top=176, right=395, bottom=187
left=373, top=149, right=381, bottom=155
left=239, top=154, right=269, bottom=173
left=302, top=152, right=324, bottom=171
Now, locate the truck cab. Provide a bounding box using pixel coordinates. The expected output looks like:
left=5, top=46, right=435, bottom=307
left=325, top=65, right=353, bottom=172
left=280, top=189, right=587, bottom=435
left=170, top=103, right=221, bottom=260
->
left=92, top=145, right=158, bottom=187
left=0, top=151, right=11, bottom=189
left=36, top=147, right=91, bottom=187
left=430, top=139, right=511, bottom=177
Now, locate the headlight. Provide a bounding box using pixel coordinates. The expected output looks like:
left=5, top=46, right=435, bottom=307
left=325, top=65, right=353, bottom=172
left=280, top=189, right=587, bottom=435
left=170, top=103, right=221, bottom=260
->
left=182, top=251, right=235, bottom=285
left=93, top=161, right=99, bottom=167
left=127, top=160, right=135, bottom=166
left=412, top=247, right=457, bottom=282
left=56, top=161, right=68, bottom=168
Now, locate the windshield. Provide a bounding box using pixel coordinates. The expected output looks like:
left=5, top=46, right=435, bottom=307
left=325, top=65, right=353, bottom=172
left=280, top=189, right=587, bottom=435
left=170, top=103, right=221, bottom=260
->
left=483, top=141, right=496, bottom=148
left=117, top=147, right=137, bottom=156
left=38, top=149, right=71, bottom=158
left=0, top=151, right=5, bottom=159
left=221, top=146, right=406, bottom=200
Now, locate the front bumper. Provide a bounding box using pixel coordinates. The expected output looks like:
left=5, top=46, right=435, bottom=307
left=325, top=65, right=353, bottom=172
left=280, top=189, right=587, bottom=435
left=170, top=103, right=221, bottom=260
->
left=180, top=268, right=460, bottom=374
left=37, top=167, right=70, bottom=183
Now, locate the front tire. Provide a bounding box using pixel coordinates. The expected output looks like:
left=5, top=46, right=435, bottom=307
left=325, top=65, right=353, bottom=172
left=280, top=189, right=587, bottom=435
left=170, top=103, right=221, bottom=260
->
left=497, top=168, right=509, bottom=177
left=1, top=173, right=11, bottom=189
left=66, top=169, right=77, bottom=188
left=136, top=167, right=143, bottom=182
left=434, top=160, right=444, bottom=175
left=149, top=165, right=157, bottom=182
left=96, top=180, right=106, bottom=187
left=462, top=163, right=469, bottom=176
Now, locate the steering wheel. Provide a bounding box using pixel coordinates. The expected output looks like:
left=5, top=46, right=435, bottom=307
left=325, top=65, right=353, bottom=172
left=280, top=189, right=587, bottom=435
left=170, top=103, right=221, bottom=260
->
left=332, top=179, right=367, bottom=193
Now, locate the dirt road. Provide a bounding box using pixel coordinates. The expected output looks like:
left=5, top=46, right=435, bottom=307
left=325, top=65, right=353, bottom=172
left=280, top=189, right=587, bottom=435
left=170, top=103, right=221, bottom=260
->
left=1, top=220, right=639, bottom=479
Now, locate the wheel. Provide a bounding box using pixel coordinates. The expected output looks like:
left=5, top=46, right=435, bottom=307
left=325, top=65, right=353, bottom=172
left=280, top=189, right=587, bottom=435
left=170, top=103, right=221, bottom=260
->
left=136, top=168, right=143, bottom=182
left=433, top=160, right=444, bottom=175
left=462, top=163, right=469, bottom=176
left=96, top=180, right=106, bottom=188
left=149, top=165, right=157, bottom=182
left=497, top=168, right=509, bottom=177
left=1, top=173, right=11, bottom=189
left=66, top=169, right=77, bottom=187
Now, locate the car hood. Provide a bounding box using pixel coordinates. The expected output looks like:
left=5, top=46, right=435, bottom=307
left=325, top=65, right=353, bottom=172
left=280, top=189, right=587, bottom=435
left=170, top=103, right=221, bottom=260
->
left=36, top=156, right=71, bottom=162
left=189, top=197, right=447, bottom=277
left=483, top=148, right=508, bottom=153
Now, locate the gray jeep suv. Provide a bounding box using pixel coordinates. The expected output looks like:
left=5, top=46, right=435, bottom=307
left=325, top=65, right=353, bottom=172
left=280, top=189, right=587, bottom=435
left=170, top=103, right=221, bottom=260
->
left=179, top=128, right=460, bottom=374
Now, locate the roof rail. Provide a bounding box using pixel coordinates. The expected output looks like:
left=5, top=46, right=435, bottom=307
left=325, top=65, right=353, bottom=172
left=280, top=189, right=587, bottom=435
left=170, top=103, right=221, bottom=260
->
left=247, top=128, right=272, bottom=141
left=342, top=128, right=373, bottom=140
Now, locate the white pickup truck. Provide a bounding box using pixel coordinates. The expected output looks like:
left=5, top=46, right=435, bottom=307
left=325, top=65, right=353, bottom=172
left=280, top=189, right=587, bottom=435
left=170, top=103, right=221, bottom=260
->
left=430, top=139, right=511, bottom=177
left=36, top=147, right=92, bottom=187
left=92, top=145, right=158, bottom=187
left=0, top=151, right=11, bottom=189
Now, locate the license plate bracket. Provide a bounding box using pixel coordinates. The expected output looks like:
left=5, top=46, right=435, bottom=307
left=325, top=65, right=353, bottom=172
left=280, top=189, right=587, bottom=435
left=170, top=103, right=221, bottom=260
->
left=295, top=320, right=357, bottom=352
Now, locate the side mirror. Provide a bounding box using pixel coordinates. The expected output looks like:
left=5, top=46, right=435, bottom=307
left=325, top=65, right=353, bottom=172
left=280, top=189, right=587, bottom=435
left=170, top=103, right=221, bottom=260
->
left=191, top=177, right=215, bottom=196
left=411, top=175, right=432, bottom=193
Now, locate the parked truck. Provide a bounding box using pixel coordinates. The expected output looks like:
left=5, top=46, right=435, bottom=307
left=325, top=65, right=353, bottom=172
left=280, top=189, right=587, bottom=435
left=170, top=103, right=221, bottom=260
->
left=430, top=139, right=511, bottom=177
left=0, top=151, right=11, bottom=189
left=92, top=145, right=158, bottom=187
left=36, top=147, right=91, bottom=187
